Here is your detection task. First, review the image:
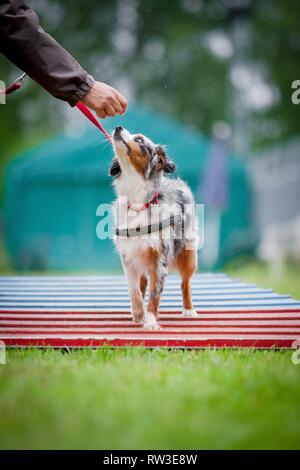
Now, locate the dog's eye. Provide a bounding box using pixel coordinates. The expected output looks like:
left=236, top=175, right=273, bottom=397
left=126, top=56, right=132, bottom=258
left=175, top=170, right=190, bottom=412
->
left=134, top=137, right=144, bottom=143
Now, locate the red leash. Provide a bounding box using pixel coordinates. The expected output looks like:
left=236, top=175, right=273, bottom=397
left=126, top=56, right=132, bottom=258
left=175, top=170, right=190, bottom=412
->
left=2, top=72, right=26, bottom=95
left=3, top=73, right=112, bottom=143
left=76, top=101, right=111, bottom=142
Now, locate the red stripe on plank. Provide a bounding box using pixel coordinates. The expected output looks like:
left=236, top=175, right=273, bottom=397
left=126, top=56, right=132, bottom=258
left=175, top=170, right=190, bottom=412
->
left=2, top=338, right=295, bottom=348
left=1, top=330, right=300, bottom=337
left=1, top=324, right=300, bottom=330
left=0, top=317, right=300, bottom=328
left=2, top=321, right=300, bottom=332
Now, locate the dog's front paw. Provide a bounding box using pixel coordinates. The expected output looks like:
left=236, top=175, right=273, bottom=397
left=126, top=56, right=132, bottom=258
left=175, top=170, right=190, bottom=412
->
left=132, top=310, right=144, bottom=324
left=182, top=309, right=198, bottom=318
left=143, top=312, right=161, bottom=330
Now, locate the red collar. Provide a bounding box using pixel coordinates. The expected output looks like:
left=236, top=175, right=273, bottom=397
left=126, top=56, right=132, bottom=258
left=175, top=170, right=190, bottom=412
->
left=128, top=191, right=159, bottom=212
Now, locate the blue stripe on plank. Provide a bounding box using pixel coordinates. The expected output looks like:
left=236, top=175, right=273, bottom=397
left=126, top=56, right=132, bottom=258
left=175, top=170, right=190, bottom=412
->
left=0, top=273, right=227, bottom=281
left=0, top=279, right=255, bottom=288
left=0, top=274, right=228, bottom=279
left=0, top=286, right=259, bottom=294
left=0, top=293, right=276, bottom=300
left=0, top=283, right=241, bottom=290
left=0, top=295, right=290, bottom=304
left=0, top=278, right=235, bottom=284
left=0, top=289, right=272, bottom=297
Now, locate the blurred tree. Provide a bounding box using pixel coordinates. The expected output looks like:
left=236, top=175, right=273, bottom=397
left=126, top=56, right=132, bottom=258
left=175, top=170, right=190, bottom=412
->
left=0, top=0, right=299, bottom=190
left=251, top=0, right=300, bottom=145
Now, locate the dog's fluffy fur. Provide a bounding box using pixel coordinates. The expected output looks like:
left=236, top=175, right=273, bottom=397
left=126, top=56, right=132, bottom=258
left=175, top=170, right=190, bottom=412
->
left=110, top=126, right=198, bottom=330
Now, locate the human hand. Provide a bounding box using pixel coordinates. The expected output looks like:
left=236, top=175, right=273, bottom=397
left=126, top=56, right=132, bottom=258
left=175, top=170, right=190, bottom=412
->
left=81, top=81, right=128, bottom=118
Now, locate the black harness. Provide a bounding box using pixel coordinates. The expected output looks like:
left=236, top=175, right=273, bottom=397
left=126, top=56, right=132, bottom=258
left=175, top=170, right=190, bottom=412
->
left=115, top=214, right=181, bottom=238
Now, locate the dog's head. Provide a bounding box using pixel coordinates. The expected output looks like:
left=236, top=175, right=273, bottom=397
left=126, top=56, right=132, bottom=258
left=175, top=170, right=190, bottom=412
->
left=109, top=126, right=176, bottom=179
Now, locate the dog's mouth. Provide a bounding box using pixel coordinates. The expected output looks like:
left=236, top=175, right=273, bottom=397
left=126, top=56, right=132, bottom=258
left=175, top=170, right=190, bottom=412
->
left=112, top=126, right=132, bottom=156
left=112, top=126, right=123, bottom=141
left=113, top=126, right=129, bottom=143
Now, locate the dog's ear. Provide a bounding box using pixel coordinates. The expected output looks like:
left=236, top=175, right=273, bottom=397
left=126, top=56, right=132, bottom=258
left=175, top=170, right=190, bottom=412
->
left=109, top=157, right=121, bottom=177
left=164, top=158, right=176, bottom=173
left=156, top=145, right=176, bottom=174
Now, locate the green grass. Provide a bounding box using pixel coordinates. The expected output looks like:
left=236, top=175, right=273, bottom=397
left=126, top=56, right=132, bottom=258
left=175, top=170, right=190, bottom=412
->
left=226, top=260, right=300, bottom=300
left=0, top=349, right=300, bottom=449
left=0, top=262, right=300, bottom=450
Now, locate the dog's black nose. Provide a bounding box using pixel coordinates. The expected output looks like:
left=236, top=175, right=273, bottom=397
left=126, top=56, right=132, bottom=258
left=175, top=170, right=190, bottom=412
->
left=115, top=126, right=123, bottom=133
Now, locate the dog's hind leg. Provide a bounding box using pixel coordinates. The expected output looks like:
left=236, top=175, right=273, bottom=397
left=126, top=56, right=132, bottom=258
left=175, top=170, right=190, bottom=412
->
left=140, top=275, right=148, bottom=299
left=176, top=248, right=198, bottom=318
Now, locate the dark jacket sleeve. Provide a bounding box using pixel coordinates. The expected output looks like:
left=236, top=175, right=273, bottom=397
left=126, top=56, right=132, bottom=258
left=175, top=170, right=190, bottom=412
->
left=0, top=0, right=95, bottom=106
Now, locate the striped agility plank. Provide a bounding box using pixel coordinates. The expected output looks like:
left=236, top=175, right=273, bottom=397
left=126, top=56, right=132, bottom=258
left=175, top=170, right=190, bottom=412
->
left=1, top=273, right=300, bottom=348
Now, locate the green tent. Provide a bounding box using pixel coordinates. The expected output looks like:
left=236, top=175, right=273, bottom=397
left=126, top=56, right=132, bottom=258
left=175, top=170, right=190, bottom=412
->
left=4, top=105, right=251, bottom=271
